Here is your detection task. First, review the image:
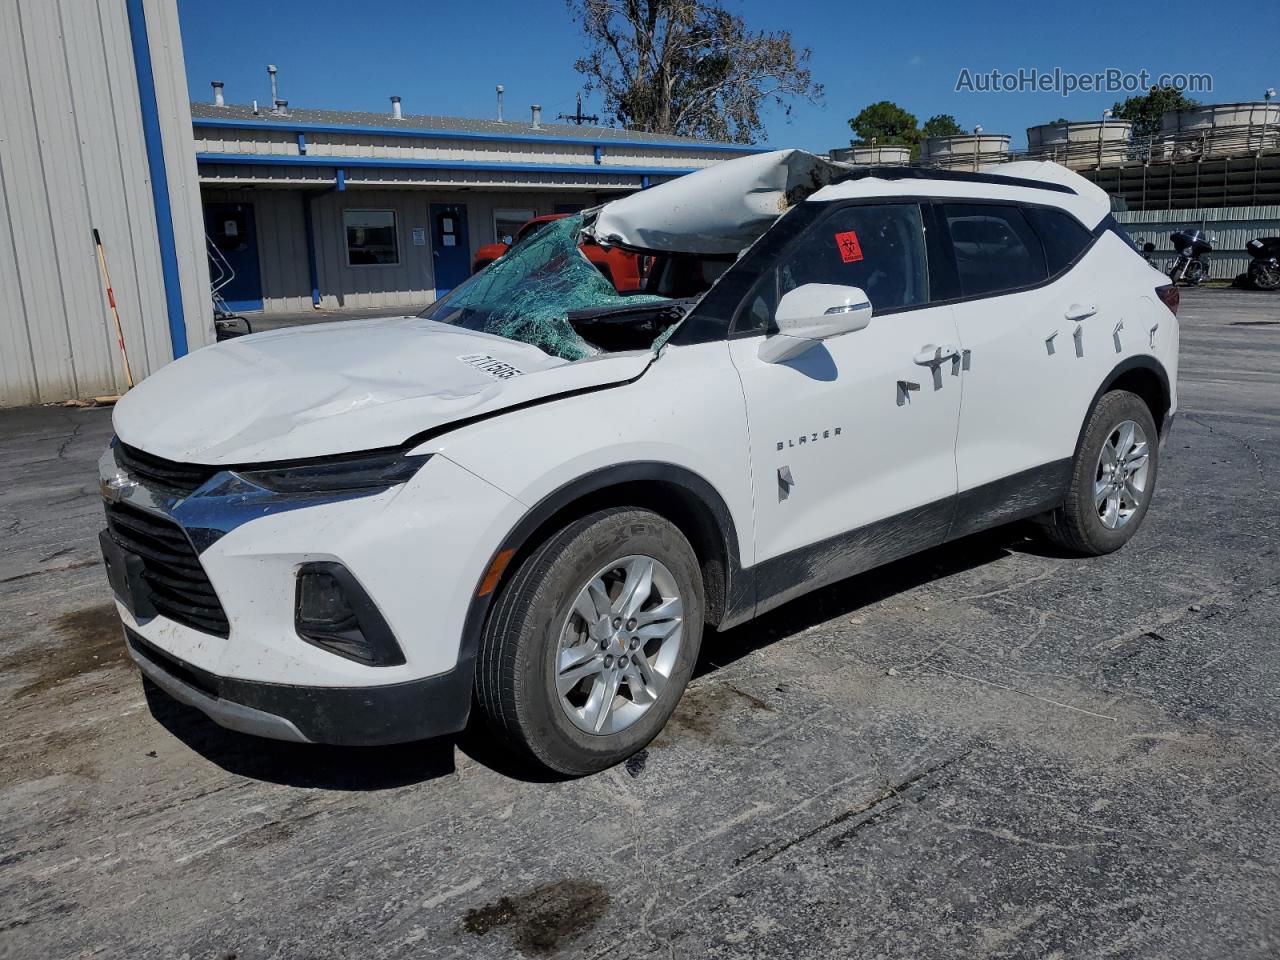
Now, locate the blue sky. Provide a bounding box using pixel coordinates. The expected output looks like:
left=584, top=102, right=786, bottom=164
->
left=179, top=0, right=1275, bottom=151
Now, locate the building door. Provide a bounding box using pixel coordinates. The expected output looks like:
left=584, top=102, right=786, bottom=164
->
left=429, top=203, right=470, bottom=297
left=204, top=201, right=263, bottom=312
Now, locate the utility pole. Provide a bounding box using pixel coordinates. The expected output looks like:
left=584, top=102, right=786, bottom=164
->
left=558, top=93, right=600, bottom=127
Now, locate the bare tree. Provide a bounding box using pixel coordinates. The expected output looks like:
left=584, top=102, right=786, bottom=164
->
left=568, top=0, right=822, bottom=144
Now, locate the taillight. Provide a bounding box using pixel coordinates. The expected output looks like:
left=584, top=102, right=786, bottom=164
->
left=1155, top=284, right=1180, bottom=316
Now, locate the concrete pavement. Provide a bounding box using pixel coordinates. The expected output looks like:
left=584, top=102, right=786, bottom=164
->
left=1, top=287, right=1277, bottom=959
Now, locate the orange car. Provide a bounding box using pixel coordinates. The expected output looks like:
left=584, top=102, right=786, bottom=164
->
left=472, top=213, right=644, bottom=292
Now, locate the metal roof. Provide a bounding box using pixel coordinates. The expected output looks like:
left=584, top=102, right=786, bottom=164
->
left=190, top=102, right=754, bottom=150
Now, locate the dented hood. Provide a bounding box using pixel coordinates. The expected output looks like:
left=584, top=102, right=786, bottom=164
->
left=588, top=148, right=843, bottom=255
left=113, top=317, right=651, bottom=464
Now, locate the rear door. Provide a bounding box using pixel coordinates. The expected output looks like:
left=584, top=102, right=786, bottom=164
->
left=729, top=201, right=963, bottom=611
left=939, top=201, right=1108, bottom=535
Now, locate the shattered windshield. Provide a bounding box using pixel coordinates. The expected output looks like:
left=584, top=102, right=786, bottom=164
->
left=418, top=214, right=668, bottom=362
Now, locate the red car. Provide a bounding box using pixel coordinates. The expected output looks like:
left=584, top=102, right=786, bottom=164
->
left=472, top=213, right=644, bottom=292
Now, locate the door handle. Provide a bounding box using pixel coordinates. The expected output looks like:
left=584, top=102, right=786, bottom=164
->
left=913, top=344, right=960, bottom=366
left=1065, top=304, right=1098, bottom=321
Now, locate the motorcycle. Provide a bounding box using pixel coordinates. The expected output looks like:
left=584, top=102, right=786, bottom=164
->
left=1246, top=236, right=1280, bottom=291
left=1139, top=240, right=1158, bottom=268
left=1167, top=228, right=1213, bottom=286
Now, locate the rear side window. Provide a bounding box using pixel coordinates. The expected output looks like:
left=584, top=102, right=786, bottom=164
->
left=1026, top=207, right=1094, bottom=276
left=940, top=203, right=1046, bottom=297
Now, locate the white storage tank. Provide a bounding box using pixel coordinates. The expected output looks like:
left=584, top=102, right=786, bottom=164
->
left=1026, top=119, right=1132, bottom=168
left=919, top=133, right=1010, bottom=170
left=829, top=144, right=912, bottom=166
left=1157, top=102, right=1280, bottom=159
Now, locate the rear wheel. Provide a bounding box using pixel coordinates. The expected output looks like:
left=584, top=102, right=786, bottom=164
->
left=475, top=507, right=703, bottom=776
left=1251, top=263, right=1280, bottom=291
left=1041, top=390, right=1159, bottom=555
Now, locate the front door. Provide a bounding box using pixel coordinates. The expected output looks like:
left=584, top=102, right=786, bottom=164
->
left=729, top=201, right=963, bottom=612
left=204, top=201, right=263, bottom=312
left=430, top=203, right=470, bottom=297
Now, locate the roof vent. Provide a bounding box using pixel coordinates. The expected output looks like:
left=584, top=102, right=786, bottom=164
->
left=211, top=81, right=225, bottom=107
left=267, top=63, right=288, bottom=115
left=531, top=104, right=542, bottom=129
left=390, top=95, right=402, bottom=121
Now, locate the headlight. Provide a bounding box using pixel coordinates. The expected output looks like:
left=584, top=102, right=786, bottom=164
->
left=236, top=450, right=430, bottom=494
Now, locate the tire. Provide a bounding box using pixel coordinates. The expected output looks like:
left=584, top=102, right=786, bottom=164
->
left=1042, top=390, right=1160, bottom=556
left=1251, top=264, right=1280, bottom=291
left=475, top=507, right=704, bottom=776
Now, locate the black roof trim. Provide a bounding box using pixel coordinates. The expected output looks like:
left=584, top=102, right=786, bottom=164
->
left=829, top=166, right=1076, bottom=196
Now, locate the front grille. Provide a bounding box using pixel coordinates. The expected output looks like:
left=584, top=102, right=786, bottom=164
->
left=116, top=441, right=219, bottom=498
left=105, top=502, right=229, bottom=637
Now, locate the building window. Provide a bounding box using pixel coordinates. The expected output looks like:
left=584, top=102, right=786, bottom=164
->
left=493, top=208, right=535, bottom=245
left=344, top=209, right=399, bottom=266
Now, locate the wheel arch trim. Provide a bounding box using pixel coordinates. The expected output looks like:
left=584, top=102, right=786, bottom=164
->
left=1075, top=355, right=1172, bottom=458
left=456, top=461, right=749, bottom=684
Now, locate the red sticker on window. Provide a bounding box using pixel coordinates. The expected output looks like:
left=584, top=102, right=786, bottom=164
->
left=835, top=230, right=863, bottom=263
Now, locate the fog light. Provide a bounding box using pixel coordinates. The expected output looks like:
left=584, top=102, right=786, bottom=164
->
left=295, top=562, right=405, bottom=666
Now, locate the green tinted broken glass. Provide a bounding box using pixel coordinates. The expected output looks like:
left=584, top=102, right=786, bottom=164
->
left=420, top=214, right=668, bottom=361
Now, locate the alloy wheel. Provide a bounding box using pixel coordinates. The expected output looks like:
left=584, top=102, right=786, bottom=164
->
left=1094, top=419, right=1150, bottom=529
left=555, top=555, right=684, bottom=736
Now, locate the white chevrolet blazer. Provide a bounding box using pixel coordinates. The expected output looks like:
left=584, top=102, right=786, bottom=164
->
left=100, top=151, right=1179, bottom=774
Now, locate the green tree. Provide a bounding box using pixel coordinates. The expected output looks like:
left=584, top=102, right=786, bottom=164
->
left=921, top=113, right=963, bottom=139
left=568, top=0, right=823, bottom=144
left=1111, top=85, right=1200, bottom=139
left=848, top=100, right=919, bottom=145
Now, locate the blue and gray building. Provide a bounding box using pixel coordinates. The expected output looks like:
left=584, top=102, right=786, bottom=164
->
left=191, top=97, right=758, bottom=314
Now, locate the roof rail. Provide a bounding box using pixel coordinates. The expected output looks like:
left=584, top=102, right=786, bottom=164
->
left=831, top=165, right=1077, bottom=196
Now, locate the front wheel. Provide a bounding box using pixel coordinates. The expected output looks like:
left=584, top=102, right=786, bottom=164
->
left=475, top=507, right=704, bottom=776
left=1041, top=390, right=1159, bottom=556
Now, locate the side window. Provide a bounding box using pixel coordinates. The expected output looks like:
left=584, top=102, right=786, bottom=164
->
left=941, top=203, right=1046, bottom=297
left=1026, top=207, right=1094, bottom=277
left=734, top=202, right=928, bottom=334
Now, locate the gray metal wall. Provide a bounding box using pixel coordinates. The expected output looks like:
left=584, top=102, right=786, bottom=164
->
left=0, top=0, right=212, bottom=408
left=203, top=187, right=616, bottom=313
left=1117, top=205, right=1280, bottom=280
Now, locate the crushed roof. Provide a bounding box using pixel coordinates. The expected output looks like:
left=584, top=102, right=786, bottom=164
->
left=190, top=102, right=747, bottom=149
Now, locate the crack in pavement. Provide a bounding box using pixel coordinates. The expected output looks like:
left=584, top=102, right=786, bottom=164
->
left=732, top=751, right=971, bottom=867
left=1184, top=413, right=1269, bottom=489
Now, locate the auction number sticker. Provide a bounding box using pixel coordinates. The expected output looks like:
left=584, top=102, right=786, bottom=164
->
left=458, top=354, right=524, bottom=380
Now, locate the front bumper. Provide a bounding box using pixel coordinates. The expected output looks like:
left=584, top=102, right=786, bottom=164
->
left=126, top=627, right=473, bottom=745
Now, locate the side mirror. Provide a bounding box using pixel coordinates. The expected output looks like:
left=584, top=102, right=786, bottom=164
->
left=758, top=284, right=873, bottom=363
